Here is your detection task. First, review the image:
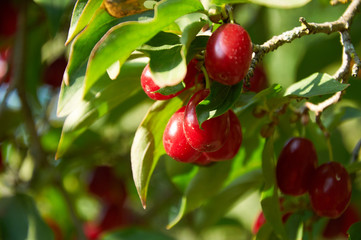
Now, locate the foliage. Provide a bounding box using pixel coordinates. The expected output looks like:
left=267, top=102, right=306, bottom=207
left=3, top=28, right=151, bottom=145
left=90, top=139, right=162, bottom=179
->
left=1, top=0, right=361, bottom=239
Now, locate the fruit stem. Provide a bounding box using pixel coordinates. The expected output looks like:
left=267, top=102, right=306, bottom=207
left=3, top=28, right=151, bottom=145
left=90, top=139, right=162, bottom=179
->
left=225, top=5, right=235, bottom=24
left=326, top=138, right=334, bottom=162
left=200, top=65, right=211, bottom=89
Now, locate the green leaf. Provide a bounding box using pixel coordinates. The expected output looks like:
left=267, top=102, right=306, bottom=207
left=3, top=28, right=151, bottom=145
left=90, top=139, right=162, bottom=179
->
left=195, top=168, right=263, bottom=228
left=284, top=73, right=349, bottom=98
left=65, top=8, right=154, bottom=86
left=196, top=81, right=243, bottom=125
left=0, top=194, right=54, bottom=240
left=56, top=60, right=146, bottom=158
left=131, top=95, right=188, bottom=208
left=348, top=221, right=361, bottom=239
left=260, top=138, right=288, bottom=240
left=34, top=0, right=74, bottom=35
left=102, top=227, right=175, bottom=240
left=84, top=0, right=204, bottom=96
left=210, top=0, right=311, bottom=9
left=66, top=0, right=103, bottom=44
left=167, top=161, right=232, bottom=229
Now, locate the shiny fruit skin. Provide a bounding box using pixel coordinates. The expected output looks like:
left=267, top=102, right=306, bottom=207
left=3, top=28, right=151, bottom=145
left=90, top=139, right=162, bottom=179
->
left=183, top=89, right=230, bottom=152
left=205, top=110, right=242, bottom=161
left=309, top=162, right=352, bottom=219
left=205, top=23, right=252, bottom=85
left=163, top=107, right=202, bottom=163
left=193, top=153, right=212, bottom=166
left=276, top=137, right=318, bottom=196
left=243, top=65, right=268, bottom=93
left=141, top=59, right=199, bottom=100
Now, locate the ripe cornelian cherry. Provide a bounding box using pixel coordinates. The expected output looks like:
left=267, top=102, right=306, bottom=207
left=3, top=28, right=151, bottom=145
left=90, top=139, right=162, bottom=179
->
left=243, top=65, right=268, bottom=93
left=323, top=204, right=360, bottom=238
left=309, top=162, right=352, bottom=219
left=205, top=23, right=252, bottom=85
left=276, top=137, right=318, bottom=196
left=141, top=59, right=200, bottom=100
left=205, top=110, right=242, bottom=161
left=43, top=56, right=67, bottom=88
left=163, top=106, right=202, bottom=163
left=183, top=89, right=230, bottom=152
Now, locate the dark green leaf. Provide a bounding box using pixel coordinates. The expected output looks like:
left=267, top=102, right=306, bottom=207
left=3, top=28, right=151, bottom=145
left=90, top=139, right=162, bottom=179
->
left=33, top=0, right=73, bottom=35
left=102, top=227, right=175, bottom=240
left=66, top=0, right=103, bottom=44
left=84, top=0, right=204, bottom=96
left=131, top=94, right=188, bottom=208
left=284, top=73, right=349, bottom=98
left=195, top=168, right=263, bottom=228
left=167, top=161, right=232, bottom=228
left=0, top=194, right=54, bottom=240
left=261, top=137, right=288, bottom=239
left=196, top=81, right=243, bottom=125
left=348, top=221, right=361, bottom=239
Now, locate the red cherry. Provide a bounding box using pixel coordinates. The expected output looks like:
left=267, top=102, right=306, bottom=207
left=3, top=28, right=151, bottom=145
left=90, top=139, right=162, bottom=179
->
left=252, top=211, right=266, bottom=235
left=183, top=89, right=230, bottom=152
left=163, top=106, right=203, bottom=163
left=141, top=59, right=200, bottom=100
left=88, top=166, right=127, bottom=205
left=83, top=222, right=102, bottom=240
left=0, top=2, right=17, bottom=38
left=309, top=162, right=352, bottom=219
left=43, top=56, right=67, bottom=88
left=205, top=110, right=242, bottom=161
left=243, top=65, right=268, bottom=93
left=276, top=137, right=318, bottom=196
left=193, top=153, right=212, bottom=166
left=99, top=204, right=132, bottom=232
left=323, top=204, right=360, bottom=238
left=205, top=23, right=252, bottom=85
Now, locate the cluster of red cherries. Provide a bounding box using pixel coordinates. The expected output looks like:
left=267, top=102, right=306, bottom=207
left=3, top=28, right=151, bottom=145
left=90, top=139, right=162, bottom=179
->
left=141, top=23, right=262, bottom=164
left=253, top=137, right=357, bottom=238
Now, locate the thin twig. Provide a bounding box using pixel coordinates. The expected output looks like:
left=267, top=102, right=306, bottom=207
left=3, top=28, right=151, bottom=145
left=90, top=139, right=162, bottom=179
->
left=244, top=0, right=361, bottom=82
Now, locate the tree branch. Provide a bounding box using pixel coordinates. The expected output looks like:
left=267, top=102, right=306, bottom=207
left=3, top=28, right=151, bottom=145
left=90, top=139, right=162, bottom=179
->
left=244, top=0, right=361, bottom=82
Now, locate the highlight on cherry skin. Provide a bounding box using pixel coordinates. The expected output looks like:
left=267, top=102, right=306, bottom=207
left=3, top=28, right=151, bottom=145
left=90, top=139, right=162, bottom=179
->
left=183, top=89, right=230, bottom=152
left=141, top=59, right=200, bottom=100
left=205, top=23, right=253, bottom=86
left=276, top=137, right=318, bottom=196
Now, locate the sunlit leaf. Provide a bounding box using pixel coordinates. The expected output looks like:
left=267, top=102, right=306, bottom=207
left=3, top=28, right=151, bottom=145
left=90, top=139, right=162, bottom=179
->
left=284, top=73, right=349, bottom=98
left=131, top=94, right=188, bottom=208
left=209, top=0, right=311, bottom=9
left=84, top=0, right=204, bottom=96
left=66, top=0, right=103, bottom=44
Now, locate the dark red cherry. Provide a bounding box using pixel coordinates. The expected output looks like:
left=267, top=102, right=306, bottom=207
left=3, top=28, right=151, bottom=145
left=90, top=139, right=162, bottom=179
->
left=163, top=106, right=202, bottom=163
left=276, top=137, right=318, bottom=196
left=88, top=166, right=127, bottom=205
left=0, top=2, right=18, bottom=38
left=141, top=59, right=200, bottom=100
left=243, top=65, right=268, bottom=93
left=183, top=89, right=230, bottom=152
left=193, top=153, right=212, bottom=166
left=205, top=23, right=252, bottom=85
left=323, top=204, right=360, bottom=238
left=205, top=110, right=242, bottom=161
left=43, top=56, right=67, bottom=88
left=309, top=162, right=351, bottom=219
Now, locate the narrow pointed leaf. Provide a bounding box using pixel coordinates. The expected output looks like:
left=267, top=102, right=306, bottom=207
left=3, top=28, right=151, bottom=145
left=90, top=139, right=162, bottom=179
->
left=84, top=0, right=204, bottom=96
